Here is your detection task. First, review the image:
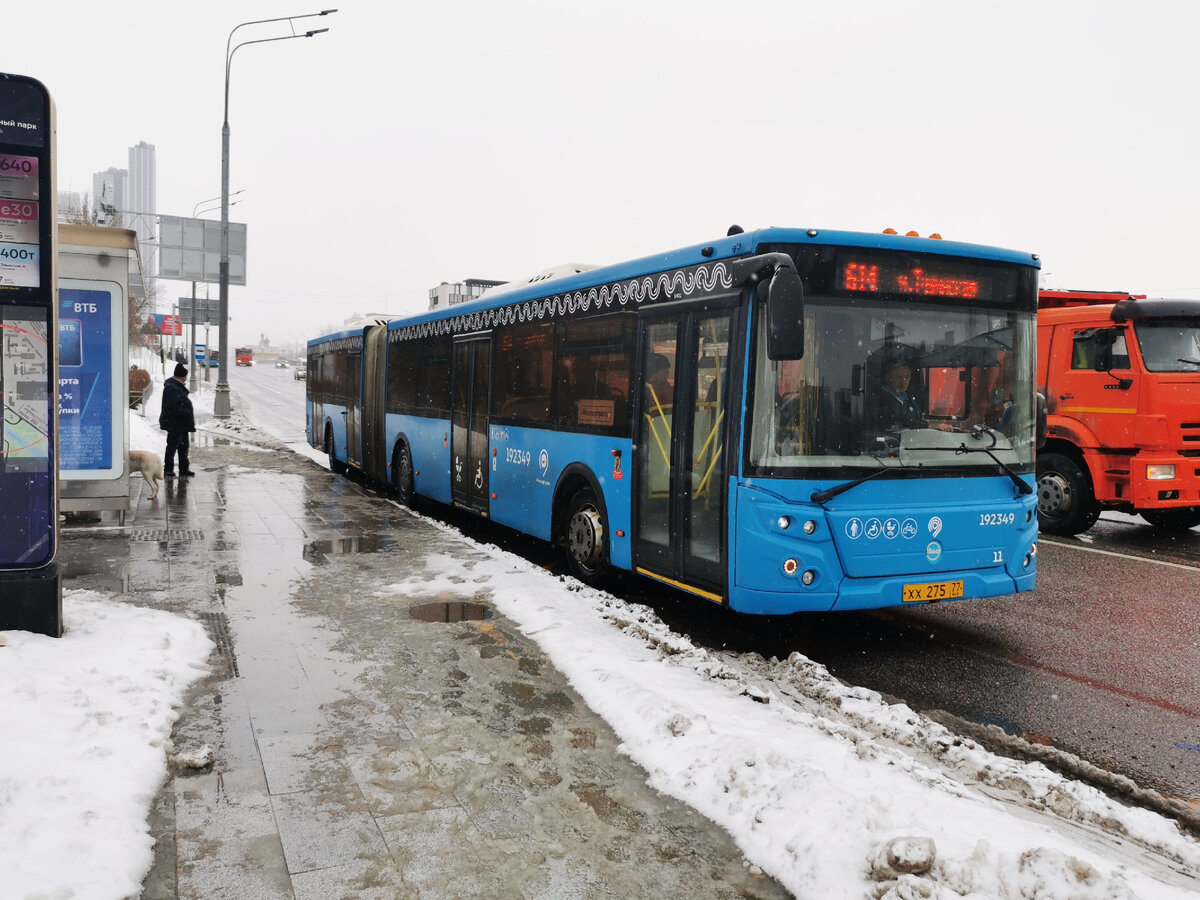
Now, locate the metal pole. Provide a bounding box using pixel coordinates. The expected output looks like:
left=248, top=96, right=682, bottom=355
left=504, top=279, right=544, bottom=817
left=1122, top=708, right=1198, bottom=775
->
left=214, top=112, right=232, bottom=417
left=214, top=11, right=334, bottom=419
left=189, top=282, right=199, bottom=392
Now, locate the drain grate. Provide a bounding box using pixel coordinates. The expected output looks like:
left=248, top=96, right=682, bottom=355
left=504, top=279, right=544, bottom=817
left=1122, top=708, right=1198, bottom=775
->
left=129, top=529, right=205, bottom=542
left=199, top=612, right=239, bottom=676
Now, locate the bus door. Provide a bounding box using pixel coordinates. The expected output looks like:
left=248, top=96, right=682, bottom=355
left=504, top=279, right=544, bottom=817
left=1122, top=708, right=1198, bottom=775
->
left=634, top=306, right=734, bottom=600
left=361, top=324, right=389, bottom=482
left=345, top=348, right=363, bottom=466
left=452, top=335, right=491, bottom=514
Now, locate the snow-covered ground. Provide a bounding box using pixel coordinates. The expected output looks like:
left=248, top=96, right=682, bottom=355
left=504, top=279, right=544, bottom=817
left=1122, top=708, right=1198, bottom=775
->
left=2, top=356, right=1197, bottom=898
left=394, top=545, right=1200, bottom=898
left=0, top=599, right=212, bottom=898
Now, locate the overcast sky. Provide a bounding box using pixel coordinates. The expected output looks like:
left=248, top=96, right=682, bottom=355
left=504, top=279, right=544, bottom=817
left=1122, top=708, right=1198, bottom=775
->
left=8, top=1, right=1200, bottom=349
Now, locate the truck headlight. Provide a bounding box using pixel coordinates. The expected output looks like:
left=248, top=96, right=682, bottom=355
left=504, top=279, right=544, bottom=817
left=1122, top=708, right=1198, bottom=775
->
left=1146, top=464, right=1175, bottom=480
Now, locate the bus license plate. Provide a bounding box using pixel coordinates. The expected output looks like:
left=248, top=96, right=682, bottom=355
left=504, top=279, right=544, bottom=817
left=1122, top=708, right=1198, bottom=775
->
left=902, top=580, right=964, bottom=603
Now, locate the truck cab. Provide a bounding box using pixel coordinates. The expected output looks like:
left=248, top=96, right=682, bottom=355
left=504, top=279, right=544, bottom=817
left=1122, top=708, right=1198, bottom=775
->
left=1037, top=290, right=1200, bottom=533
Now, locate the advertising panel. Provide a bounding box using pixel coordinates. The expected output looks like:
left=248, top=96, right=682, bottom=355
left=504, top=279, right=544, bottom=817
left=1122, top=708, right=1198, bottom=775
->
left=57, top=280, right=122, bottom=478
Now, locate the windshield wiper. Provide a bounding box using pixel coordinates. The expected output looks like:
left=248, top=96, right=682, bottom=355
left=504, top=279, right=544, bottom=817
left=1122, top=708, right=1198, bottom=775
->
left=1177, top=357, right=1200, bottom=367
left=810, top=462, right=898, bottom=504
left=897, top=426, right=1032, bottom=495
left=955, top=426, right=1032, bottom=495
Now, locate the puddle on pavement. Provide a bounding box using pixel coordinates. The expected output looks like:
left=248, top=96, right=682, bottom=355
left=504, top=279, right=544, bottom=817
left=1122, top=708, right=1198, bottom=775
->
left=303, top=535, right=396, bottom=563
left=307, top=535, right=395, bottom=554
left=409, top=601, right=493, bottom=623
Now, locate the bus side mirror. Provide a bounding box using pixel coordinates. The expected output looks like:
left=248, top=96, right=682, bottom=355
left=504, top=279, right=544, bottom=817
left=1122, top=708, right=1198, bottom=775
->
left=1036, top=392, right=1047, bottom=449
left=766, top=268, right=805, bottom=360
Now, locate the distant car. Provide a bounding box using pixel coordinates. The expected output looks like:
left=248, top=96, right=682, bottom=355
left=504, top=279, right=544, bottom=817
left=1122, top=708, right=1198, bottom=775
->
left=275, top=359, right=288, bottom=369
left=294, top=365, right=307, bottom=380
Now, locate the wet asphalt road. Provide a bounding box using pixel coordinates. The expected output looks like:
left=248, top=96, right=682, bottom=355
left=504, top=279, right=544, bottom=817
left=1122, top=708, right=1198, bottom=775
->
left=231, top=364, right=1200, bottom=806
left=802, top=533, right=1200, bottom=804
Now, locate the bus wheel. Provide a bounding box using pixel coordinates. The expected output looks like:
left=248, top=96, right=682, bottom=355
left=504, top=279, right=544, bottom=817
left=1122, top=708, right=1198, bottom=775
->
left=393, top=442, right=414, bottom=506
left=325, top=428, right=347, bottom=475
left=1036, top=452, right=1098, bottom=535
left=1140, top=507, right=1200, bottom=530
left=563, top=488, right=610, bottom=588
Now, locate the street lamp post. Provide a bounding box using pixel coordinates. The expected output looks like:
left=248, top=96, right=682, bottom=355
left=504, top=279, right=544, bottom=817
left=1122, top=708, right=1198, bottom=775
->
left=215, top=9, right=335, bottom=418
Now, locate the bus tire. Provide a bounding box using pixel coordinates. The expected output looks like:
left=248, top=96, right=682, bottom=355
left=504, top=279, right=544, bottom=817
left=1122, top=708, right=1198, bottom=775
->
left=392, top=442, right=414, bottom=506
left=1036, top=452, right=1098, bottom=535
left=325, top=427, right=347, bottom=475
left=563, top=487, right=611, bottom=588
left=1140, top=507, right=1200, bottom=530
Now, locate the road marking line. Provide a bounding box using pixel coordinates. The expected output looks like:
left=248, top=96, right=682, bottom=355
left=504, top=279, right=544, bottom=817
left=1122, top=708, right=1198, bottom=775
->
left=1038, top=537, right=1200, bottom=573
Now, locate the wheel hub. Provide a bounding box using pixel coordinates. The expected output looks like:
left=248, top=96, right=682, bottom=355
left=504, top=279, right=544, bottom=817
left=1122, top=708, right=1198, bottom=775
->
left=1037, top=472, right=1072, bottom=517
left=568, top=507, right=603, bottom=569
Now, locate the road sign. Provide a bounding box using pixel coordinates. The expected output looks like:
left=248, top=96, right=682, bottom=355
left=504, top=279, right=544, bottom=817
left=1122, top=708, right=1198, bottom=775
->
left=178, top=297, right=219, bottom=326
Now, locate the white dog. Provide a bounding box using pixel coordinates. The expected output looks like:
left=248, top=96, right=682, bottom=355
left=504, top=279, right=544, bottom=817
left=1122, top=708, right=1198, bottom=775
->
left=129, top=450, right=164, bottom=499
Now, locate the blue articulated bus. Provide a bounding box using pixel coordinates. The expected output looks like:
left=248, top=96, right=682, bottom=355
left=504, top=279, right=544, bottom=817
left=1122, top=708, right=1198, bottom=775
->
left=306, top=226, right=1041, bottom=614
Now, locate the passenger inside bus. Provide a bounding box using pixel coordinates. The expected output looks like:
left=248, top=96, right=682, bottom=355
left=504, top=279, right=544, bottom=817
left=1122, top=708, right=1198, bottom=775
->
left=644, top=353, right=672, bottom=417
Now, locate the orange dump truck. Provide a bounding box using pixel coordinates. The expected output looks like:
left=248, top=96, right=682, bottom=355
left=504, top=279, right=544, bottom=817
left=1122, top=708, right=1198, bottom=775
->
left=235, top=347, right=254, bottom=366
left=1036, top=290, right=1200, bottom=533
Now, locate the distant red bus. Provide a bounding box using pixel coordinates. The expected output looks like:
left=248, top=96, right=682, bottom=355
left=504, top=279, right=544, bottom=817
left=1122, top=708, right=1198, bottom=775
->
left=235, top=347, right=254, bottom=367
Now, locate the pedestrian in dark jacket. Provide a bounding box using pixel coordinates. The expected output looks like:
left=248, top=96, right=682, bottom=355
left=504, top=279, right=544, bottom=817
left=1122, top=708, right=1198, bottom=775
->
left=159, top=363, right=196, bottom=476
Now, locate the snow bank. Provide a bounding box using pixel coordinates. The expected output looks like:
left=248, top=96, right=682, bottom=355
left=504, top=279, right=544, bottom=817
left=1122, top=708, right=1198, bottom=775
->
left=0, top=594, right=212, bottom=897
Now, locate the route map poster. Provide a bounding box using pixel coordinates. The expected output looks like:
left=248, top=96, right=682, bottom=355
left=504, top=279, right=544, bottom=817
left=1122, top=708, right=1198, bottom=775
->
left=0, top=303, right=53, bottom=565
left=58, top=282, right=120, bottom=476
left=1, top=72, right=56, bottom=575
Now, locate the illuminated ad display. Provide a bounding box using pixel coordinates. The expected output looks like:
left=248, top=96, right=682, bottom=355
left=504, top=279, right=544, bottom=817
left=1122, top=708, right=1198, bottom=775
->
left=1, top=73, right=56, bottom=571
left=58, top=282, right=121, bottom=477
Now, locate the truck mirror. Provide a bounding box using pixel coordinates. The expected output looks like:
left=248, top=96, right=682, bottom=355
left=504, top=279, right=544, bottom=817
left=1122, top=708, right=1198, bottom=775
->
left=766, top=268, right=805, bottom=360
left=1036, top=392, right=1047, bottom=450
left=1093, top=329, right=1117, bottom=371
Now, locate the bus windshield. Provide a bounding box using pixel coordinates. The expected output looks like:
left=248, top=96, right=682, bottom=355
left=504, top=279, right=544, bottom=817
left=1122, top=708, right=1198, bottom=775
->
left=1132, top=319, right=1200, bottom=372
left=747, top=298, right=1036, bottom=476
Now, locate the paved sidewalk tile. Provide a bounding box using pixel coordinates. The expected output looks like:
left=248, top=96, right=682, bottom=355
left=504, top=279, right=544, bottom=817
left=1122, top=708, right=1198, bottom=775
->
left=62, top=440, right=789, bottom=900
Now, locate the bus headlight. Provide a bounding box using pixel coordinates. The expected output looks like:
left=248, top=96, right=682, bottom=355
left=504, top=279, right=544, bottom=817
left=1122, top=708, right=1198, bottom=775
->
left=1146, top=464, right=1175, bottom=480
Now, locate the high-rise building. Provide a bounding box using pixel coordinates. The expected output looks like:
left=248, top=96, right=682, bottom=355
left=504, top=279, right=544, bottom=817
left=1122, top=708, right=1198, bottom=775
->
left=127, top=141, right=157, bottom=284
left=92, top=167, right=126, bottom=224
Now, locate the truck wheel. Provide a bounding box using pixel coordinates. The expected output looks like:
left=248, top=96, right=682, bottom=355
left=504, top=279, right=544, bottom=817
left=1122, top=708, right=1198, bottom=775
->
left=325, top=427, right=347, bottom=475
left=1140, top=507, right=1200, bottom=530
left=1036, top=452, right=1099, bottom=535
left=562, top=487, right=611, bottom=588
left=392, top=442, right=414, bottom=506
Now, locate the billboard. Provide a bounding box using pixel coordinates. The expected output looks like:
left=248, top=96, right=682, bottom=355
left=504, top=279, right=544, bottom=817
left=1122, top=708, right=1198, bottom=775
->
left=157, top=214, right=246, bottom=286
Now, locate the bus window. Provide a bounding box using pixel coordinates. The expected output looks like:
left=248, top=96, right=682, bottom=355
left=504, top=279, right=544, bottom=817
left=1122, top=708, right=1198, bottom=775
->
left=416, top=339, right=452, bottom=416
left=554, top=314, right=634, bottom=434
left=494, top=321, right=554, bottom=423
left=387, top=337, right=420, bottom=413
